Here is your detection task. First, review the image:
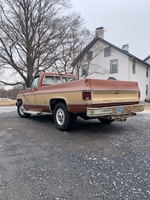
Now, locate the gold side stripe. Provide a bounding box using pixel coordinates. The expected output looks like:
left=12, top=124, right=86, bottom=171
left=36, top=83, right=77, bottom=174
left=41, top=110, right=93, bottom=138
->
left=17, top=89, right=139, bottom=97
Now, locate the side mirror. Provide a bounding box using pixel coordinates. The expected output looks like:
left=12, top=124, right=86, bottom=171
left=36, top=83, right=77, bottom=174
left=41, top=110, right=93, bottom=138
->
left=23, top=83, right=27, bottom=90
left=33, top=86, right=37, bottom=90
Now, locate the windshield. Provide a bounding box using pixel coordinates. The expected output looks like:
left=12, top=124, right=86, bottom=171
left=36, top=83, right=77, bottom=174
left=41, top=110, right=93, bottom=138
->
left=30, top=76, right=39, bottom=88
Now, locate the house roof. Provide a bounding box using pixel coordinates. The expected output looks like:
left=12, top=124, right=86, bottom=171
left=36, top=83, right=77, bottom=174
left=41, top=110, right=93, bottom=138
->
left=71, top=36, right=150, bottom=67
left=144, top=55, right=150, bottom=62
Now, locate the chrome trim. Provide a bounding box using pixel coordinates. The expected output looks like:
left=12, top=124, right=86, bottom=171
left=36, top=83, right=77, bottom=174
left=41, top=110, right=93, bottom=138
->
left=86, top=103, right=145, bottom=118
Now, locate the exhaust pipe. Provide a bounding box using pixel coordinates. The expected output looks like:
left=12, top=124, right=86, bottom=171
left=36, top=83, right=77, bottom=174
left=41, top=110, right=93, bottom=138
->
left=132, top=112, right=136, bottom=116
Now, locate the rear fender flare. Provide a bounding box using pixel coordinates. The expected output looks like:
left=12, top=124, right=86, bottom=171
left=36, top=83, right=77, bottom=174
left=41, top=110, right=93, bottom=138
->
left=50, top=98, right=69, bottom=112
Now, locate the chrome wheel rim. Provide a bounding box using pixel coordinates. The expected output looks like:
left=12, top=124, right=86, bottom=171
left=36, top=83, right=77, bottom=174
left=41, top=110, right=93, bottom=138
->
left=19, top=105, right=25, bottom=115
left=56, top=108, right=65, bottom=125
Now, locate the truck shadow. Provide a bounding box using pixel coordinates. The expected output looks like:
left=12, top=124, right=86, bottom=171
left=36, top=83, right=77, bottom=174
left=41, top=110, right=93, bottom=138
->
left=28, top=114, right=131, bottom=135
left=73, top=119, right=130, bottom=135
left=29, top=114, right=54, bottom=124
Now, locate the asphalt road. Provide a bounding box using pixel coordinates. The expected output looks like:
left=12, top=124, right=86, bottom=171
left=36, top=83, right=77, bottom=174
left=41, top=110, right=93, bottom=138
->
left=0, top=106, right=150, bottom=200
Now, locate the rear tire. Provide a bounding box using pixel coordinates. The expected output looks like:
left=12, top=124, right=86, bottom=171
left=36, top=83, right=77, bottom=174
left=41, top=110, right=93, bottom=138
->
left=98, top=118, right=114, bottom=124
left=17, top=103, right=31, bottom=118
left=54, top=103, right=73, bottom=131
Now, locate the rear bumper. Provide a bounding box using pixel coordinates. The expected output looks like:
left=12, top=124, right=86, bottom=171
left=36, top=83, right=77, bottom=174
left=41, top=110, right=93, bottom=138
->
left=86, top=103, right=145, bottom=118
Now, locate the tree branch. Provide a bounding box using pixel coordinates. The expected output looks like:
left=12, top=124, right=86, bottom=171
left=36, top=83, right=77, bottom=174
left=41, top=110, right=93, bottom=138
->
left=0, top=80, right=23, bottom=86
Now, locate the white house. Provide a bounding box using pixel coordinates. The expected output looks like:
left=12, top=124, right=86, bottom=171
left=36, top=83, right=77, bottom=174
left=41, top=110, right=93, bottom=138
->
left=72, top=27, right=150, bottom=101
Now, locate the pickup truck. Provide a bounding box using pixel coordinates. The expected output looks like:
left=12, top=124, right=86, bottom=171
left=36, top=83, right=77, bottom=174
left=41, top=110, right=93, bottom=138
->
left=16, top=72, right=144, bottom=131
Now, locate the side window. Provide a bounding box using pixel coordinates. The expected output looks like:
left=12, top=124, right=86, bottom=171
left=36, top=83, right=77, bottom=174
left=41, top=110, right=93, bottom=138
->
left=132, top=60, right=136, bottom=74
left=67, top=77, right=76, bottom=82
left=62, top=77, right=68, bottom=83
left=62, top=76, right=76, bottom=82
left=146, top=85, right=148, bottom=96
left=110, top=59, right=118, bottom=73
left=43, top=76, right=54, bottom=84
left=54, top=76, right=61, bottom=84
left=42, top=75, right=76, bottom=85
left=87, top=51, right=93, bottom=60
left=30, top=76, right=39, bottom=88
left=146, top=66, right=148, bottom=78
left=82, top=64, right=88, bottom=76
left=104, top=47, right=111, bottom=57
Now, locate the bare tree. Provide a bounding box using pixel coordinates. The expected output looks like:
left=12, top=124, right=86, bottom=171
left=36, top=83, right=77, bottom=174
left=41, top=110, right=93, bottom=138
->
left=0, top=0, right=88, bottom=87
left=83, top=43, right=109, bottom=79
left=52, top=17, right=92, bottom=74
left=0, top=84, right=22, bottom=99
left=72, top=41, right=109, bottom=79
left=0, top=83, right=6, bottom=97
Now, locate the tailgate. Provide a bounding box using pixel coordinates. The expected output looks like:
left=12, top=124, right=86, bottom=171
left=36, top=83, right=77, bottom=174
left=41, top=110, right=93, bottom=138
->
left=89, top=79, right=140, bottom=104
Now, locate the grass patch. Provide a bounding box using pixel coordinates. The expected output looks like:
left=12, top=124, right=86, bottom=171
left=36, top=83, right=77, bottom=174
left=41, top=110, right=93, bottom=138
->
left=0, top=100, right=16, bottom=106
left=145, top=104, right=150, bottom=110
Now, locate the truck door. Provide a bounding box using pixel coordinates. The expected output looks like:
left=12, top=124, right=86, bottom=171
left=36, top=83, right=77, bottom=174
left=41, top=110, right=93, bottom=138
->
left=24, top=76, right=39, bottom=110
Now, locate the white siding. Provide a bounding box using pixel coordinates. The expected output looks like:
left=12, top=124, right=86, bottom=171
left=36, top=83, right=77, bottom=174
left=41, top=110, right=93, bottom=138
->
left=129, top=60, right=149, bottom=100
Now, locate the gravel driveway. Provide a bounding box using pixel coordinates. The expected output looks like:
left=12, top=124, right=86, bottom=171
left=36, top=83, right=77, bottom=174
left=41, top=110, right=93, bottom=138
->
left=0, top=106, right=150, bottom=200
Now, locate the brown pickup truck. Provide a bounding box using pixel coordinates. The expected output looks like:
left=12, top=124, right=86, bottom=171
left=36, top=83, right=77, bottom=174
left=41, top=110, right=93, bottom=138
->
left=16, top=72, right=144, bottom=131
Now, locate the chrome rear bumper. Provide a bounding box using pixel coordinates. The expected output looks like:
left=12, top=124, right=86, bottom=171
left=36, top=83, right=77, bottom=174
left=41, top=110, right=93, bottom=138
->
left=86, top=103, right=145, bottom=118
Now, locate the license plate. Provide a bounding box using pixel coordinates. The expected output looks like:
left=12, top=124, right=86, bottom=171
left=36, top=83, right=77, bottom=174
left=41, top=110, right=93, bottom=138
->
left=116, top=106, right=124, bottom=114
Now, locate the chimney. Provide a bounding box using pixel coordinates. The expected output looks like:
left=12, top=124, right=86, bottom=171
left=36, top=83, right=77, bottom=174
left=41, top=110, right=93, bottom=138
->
left=95, top=27, right=104, bottom=39
left=122, top=44, right=129, bottom=52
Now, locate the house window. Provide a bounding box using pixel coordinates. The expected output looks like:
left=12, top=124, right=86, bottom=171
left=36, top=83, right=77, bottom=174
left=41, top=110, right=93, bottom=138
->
left=146, top=66, right=148, bottom=78
left=82, top=64, right=88, bottom=76
left=132, top=60, right=136, bottom=74
left=110, top=59, right=118, bottom=73
left=146, top=85, right=148, bottom=96
left=87, top=51, right=93, bottom=60
left=104, top=47, right=111, bottom=57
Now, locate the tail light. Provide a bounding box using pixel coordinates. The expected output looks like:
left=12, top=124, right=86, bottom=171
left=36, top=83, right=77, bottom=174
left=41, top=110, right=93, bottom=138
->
left=82, top=91, right=91, bottom=100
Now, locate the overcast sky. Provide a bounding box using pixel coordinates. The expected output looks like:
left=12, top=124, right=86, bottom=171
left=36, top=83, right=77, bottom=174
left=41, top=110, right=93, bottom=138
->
left=71, top=0, right=150, bottom=60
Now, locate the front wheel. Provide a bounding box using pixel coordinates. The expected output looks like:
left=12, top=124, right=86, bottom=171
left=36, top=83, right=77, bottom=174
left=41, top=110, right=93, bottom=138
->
left=17, top=103, right=31, bottom=118
left=54, top=103, right=74, bottom=131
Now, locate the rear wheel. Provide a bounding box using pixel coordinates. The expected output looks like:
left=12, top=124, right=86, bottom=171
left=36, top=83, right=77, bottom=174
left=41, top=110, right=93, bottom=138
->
left=17, top=103, right=31, bottom=118
left=54, top=103, right=73, bottom=131
left=98, top=118, right=114, bottom=124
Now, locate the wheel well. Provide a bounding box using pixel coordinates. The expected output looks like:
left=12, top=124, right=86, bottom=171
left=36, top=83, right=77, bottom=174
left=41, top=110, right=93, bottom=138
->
left=17, top=99, right=22, bottom=106
left=50, top=99, right=66, bottom=112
